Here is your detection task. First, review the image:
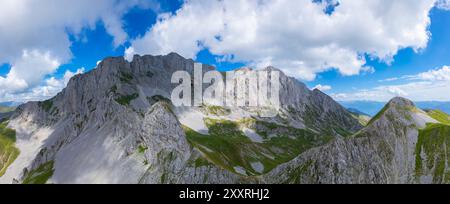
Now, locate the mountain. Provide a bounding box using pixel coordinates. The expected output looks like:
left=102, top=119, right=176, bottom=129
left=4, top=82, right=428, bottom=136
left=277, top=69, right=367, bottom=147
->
left=0, top=53, right=361, bottom=184
left=264, top=97, right=450, bottom=184
left=347, top=108, right=370, bottom=117
left=0, top=53, right=448, bottom=184
left=340, top=101, right=450, bottom=116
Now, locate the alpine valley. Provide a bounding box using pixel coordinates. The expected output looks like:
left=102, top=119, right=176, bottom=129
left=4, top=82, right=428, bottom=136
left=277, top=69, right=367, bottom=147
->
left=0, top=53, right=449, bottom=184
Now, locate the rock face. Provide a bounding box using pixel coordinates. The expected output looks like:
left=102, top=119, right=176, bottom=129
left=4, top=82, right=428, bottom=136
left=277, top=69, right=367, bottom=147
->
left=270, top=66, right=363, bottom=136
left=0, top=53, right=447, bottom=184
left=263, top=97, right=450, bottom=184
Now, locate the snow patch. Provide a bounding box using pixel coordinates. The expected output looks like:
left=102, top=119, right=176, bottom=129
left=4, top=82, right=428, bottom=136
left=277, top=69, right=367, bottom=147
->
left=233, top=166, right=247, bottom=175
left=412, top=110, right=438, bottom=128
left=242, top=128, right=263, bottom=143
left=197, top=144, right=214, bottom=153
left=175, top=107, right=209, bottom=135
left=251, top=162, right=264, bottom=173
left=260, top=151, right=275, bottom=160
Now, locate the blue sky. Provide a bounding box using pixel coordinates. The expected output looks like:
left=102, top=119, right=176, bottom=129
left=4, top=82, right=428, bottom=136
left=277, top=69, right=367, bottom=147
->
left=0, top=0, right=450, bottom=103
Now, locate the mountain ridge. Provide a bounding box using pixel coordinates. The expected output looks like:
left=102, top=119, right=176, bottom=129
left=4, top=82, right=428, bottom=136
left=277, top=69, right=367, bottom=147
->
left=340, top=101, right=450, bottom=116
left=0, top=53, right=448, bottom=184
left=263, top=97, right=450, bottom=183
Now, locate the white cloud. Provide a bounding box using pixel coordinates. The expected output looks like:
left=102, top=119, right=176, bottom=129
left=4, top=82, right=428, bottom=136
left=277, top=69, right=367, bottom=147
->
left=126, top=0, right=437, bottom=80
left=416, top=65, right=450, bottom=81
left=385, top=86, right=408, bottom=96
left=361, top=66, right=376, bottom=74
left=332, top=66, right=450, bottom=101
left=378, top=77, right=399, bottom=83
left=0, top=68, right=85, bottom=103
left=46, top=68, right=85, bottom=91
left=0, top=50, right=60, bottom=93
left=0, top=0, right=158, bottom=101
left=436, top=0, right=450, bottom=10
left=378, top=65, right=450, bottom=83
left=0, top=0, right=153, bottom=64
left=312, top=84, right=332, bottom=91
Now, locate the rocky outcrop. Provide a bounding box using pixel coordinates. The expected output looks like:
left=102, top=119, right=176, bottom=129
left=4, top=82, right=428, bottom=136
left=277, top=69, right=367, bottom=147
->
left=264, top=66, right=363, bottom=137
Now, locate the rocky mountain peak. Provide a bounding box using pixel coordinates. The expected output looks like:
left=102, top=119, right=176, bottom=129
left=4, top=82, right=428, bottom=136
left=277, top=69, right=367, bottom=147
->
left=387, top=97, right=415, bottom=108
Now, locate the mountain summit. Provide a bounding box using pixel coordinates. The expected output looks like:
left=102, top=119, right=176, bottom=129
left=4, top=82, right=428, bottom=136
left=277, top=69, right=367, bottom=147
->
left=264, top=97, right=450, bottom=183
left=0, top=54, right=448, bottom=184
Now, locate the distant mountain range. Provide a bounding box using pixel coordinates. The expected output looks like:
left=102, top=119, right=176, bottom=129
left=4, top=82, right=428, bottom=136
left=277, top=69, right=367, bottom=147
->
left=346, top=108, right=370, bottom=117
left=339, top=101, right=450, bottom=116
left=0, top=102, right=21, bottom=107
left=0, top=106, right=14, bottom=113
left=0, top=106, right=14, bottom=121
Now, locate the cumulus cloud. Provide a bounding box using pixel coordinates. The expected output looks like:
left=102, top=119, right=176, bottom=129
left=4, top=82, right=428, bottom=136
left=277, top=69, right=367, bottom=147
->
left=0, top=0, right=158, bottom=101
left=0, top=50, right=60, bottom=93
left=436, top=0, right=450, bottom=10
left=0, top=68, right=85, bottom=103
left=416, top=65, right=450, bottom=81
left=377, top=65, right=450, bottom=82
left=312, top=84, right=332, bottom=91
left=332, top=66, right=450, bottom=101
left=0, top=0, right=153, bottom=64
left=126, top=0, right=437, bottom=80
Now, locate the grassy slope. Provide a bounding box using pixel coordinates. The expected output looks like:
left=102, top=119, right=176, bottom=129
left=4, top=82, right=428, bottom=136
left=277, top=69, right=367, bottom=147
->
left=351, top=114, right=371, bottom=126
left=367, top=103, right=390, bottom=125
left=427, top=110, right=450, bottom=125
left=414, top=110, right=450, bottom=183
left=0, top=121, right=20, bottom=177
left=415, top=123, right=450, bottom=183
left=344, top=103, right=450, bottom=183
left=203, top=105, right=231, bottom=116
left=184, top=118, right=332, bottom=176
left=115, top=93, right=139, bottom=106
left=22, top=161, right=55, bottom=184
